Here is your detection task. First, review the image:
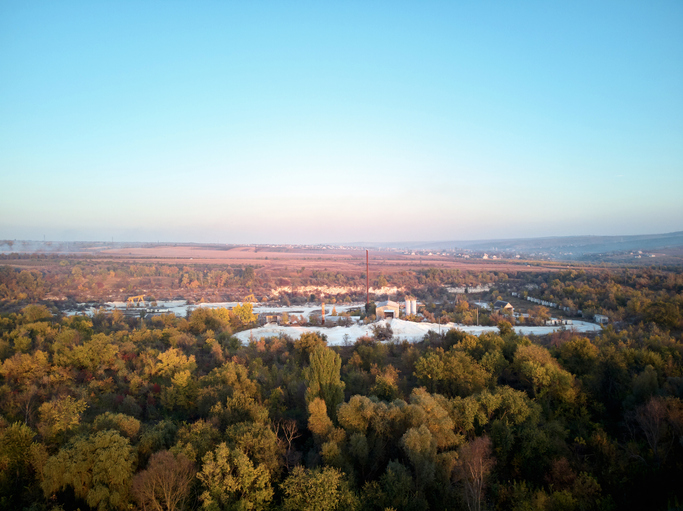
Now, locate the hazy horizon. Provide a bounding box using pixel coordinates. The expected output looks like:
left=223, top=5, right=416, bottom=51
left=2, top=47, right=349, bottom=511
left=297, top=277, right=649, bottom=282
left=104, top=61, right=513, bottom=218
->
left=2, top=229, right=683, bottom=249
left=1, top=2, right=682, bottom=245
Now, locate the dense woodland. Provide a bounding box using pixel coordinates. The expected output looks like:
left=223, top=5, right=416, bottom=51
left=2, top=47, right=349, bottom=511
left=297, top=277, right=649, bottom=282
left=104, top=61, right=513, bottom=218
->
left=1, top=261, right=683, bottom=510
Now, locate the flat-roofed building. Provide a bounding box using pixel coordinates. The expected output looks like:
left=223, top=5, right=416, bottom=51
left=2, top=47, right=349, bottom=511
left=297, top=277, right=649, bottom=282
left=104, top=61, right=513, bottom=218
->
left=594, top=314, right=609, bottom=325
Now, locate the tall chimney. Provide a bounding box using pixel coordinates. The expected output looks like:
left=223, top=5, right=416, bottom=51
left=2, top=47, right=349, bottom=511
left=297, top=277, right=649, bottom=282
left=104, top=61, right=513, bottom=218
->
left=366, top=249, right=369, bottom=307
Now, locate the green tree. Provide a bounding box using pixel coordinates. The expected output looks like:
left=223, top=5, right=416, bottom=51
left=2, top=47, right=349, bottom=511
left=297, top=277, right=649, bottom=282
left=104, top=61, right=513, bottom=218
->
left=224, top=422, right=283, bottom=477
left=361, top=460, right=427, bottom=511
left=37, top=396, right=88, bottom=443
left=54, top=332, right=119, bottom=374
left=414, top=348, right=491, bottom=397
left=497, top=321, right=513, bottom=337
left=198, top=443, right=273, bottom=511
left=308, top=397, right=342, bottom=445
left=408, top=388, right=460, bottom=450
left=155, top=348, right=197, bottom=378
left=242, top=267, right=256, bottom=286
left=0, top=423, right=44, bottom=508
left=370, top=365, right=400, bottom=401
left=557, top=336, right=599, bottom=376
left=92, top=412, right=141, bottom=440
left=280, top=465, right=358, bottom=511
left=42, top=430, right=136, bottom=511
left=172, top=419, right=222, bottom=464
left=295, top=332, right=327, bottom=361
left=189, top=307, right=232, bottom=335
left=231, top=303, right=256, bottom=330
left=304, top=345, right=345, bottom=417
left=19, top=304, right=52, bottom=323
left=400, top=425, right=437, bottom=489
left=512, top=344, right=576, bottom=404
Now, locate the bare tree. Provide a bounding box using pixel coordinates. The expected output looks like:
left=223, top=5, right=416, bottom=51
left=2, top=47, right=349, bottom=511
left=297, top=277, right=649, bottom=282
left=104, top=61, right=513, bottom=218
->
left=273, top=419, right=302, bottom=470
left=22, top=385, right=39, bottom=425
left=132, top=451, right=196, bottom=511
left=636, top=397, right=668, bottom=463
left=454, top=436, right=495, bottom=511
left=631, top=396, right=683, bottom=466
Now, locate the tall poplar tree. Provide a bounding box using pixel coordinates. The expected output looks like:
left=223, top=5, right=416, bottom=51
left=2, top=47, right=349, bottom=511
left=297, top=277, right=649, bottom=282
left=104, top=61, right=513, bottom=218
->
left=304, top=345, right=345, bottom=418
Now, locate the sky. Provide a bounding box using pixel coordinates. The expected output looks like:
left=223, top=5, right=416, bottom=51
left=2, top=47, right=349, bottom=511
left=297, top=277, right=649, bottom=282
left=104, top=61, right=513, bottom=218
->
left=1, top=1, right=682, bottom=244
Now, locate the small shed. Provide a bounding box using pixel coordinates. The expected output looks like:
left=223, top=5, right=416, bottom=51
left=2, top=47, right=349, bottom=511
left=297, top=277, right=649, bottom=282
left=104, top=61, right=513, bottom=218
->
left=594, top=314, right=609, bottom=325
left=376, top=300, right=400, bottom=319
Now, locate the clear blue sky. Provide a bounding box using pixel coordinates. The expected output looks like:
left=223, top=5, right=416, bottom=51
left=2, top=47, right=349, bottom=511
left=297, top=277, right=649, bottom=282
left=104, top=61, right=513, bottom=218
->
left=1, top=1, right=681, bottom=244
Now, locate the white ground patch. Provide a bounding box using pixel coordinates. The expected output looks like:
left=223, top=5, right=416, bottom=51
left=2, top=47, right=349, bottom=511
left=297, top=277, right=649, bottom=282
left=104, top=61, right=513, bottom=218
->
left=235, top=318, right=602, bottom=346
left=194, top=302, right=361, bottom=319
left=271, top=285, right=404, bottom=296
left=66, top=301, right=363, bottom=319
left=65, top=301, right=602, bottom=345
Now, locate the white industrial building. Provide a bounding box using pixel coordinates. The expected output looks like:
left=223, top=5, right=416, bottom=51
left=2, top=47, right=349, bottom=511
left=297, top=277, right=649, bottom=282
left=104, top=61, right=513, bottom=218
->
left=376, top=300, right=400, bottom=319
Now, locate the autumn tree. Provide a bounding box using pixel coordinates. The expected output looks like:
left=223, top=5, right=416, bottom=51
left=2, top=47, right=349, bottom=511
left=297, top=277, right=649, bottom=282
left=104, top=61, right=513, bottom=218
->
left=132, top=450, right=196, bottom=511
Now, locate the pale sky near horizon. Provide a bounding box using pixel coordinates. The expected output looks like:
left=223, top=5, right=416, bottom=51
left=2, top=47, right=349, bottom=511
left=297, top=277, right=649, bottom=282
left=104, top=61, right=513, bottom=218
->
left=1, top=1, right=682, bottom=244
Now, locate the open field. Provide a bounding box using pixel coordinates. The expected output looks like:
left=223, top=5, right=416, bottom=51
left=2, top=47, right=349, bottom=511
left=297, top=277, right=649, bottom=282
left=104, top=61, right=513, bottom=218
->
left=1, top=242, right=661, bottom=308
left=2, top=243, right=602, bottom=276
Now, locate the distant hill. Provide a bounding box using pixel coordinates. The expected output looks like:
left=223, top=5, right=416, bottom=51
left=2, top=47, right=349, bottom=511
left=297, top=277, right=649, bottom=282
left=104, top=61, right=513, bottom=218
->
left=348, top=231, right=683, bottom=260
left=3, top=230, right=683, bottom=264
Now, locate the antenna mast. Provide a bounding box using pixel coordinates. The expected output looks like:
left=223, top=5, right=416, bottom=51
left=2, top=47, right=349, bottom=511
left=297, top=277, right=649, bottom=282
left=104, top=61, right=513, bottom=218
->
left=366, top=249, right=369, bottom=308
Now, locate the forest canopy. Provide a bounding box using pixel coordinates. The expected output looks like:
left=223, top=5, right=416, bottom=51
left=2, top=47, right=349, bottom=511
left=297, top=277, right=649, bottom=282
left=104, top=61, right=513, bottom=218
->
left=0, top=262, right=682, bottom=510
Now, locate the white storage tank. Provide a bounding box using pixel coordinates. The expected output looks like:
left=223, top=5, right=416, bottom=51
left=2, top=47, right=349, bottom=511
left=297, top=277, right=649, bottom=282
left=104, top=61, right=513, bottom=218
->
left=405, top=298, right=417, bottom=316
